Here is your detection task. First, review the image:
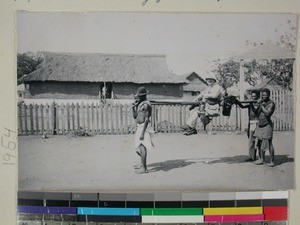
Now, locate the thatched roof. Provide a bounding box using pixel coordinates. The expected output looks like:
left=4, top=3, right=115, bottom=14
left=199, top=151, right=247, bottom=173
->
left=246, top=77, right=279, bottom=91
left=182, top=72, right=207, bottom=92
left=183, top=83, right=207, bottom=92
left=18, top=52, right=186, bottom=84
left=182, top=72, right=207, bottom=84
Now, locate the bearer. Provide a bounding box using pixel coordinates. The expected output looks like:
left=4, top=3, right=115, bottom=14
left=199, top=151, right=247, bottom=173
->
left=253, top=88, right=276, bottom=167
left=234, top=90, right=260, bottom=162
left=132, top=86, right=154, bottom=173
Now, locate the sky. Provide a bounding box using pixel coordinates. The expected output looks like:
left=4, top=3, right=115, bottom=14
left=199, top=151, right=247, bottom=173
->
left=17, top=12, right=297, bottom=76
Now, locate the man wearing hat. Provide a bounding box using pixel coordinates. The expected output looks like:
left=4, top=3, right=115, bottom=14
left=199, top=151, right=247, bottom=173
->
left=132, top=86, right=154, bottom=173
left=183, top=73, right=224, bottom=135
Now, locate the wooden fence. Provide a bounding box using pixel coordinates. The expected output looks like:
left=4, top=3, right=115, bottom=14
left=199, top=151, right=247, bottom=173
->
left=18, top=103, right=241, bottom=135
left=270, top=89, right=294, bottom=131
left=17, top=90, right=293, bottom=135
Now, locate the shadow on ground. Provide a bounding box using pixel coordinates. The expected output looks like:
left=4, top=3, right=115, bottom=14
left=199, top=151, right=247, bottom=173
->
left=270, top=154, right=294, bottom=166
left=147, top=155, right=294, bottom=172
left=207, top=154, right=294, bottom=165
left=147, top=159, right=197, bottom=172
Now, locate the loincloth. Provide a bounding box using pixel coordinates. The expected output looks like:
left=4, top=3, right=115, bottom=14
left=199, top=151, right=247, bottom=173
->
left=254, top=123, right=273, bottom=152
left=254, top=123, right=273, bottom=140
left=135, top=123, right=155, bottom=150
left=249, top=120, right=258, bottom=132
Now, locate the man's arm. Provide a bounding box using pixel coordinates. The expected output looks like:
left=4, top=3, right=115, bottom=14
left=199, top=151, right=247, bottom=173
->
left=140, top=104, right=151, bottom=140
left=204, top=85, right=223, bottom=99
left=132, top=102, right=138, bottom=119
left=193, top=92, right=203, bottom=102
left=234, top=99, right=250, bottom=109
left=261, top=102, right=275, bottom=117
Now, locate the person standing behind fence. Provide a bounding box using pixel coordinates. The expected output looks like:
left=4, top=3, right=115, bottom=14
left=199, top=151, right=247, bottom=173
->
left=132, top=86, right=154, bottom=173
left=253, top=88, right=276, bottom=167
left=234, top=90, right=260, bottom=162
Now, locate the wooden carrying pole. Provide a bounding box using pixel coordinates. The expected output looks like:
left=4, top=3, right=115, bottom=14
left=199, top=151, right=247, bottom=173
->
left=150, top=100, right=256, bottom=105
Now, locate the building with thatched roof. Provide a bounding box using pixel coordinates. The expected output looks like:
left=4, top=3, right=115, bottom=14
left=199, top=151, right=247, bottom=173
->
left=181, top=72, right=207, bottom=100
left=18, top=52, right=187, bottom=100
left=246, top=77, right=286, bottom=94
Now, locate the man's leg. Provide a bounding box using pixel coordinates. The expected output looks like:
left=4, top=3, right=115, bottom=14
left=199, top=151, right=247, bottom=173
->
left=184, top=108, right=198, bottom=135
left=254, top=140, right=263, bottom=165
left=268, top=140, right=275, bottom=167
left=138, top=144, right=148, bottom=172
left=186, top=108, right=199, bottom=128
left=249, top=131, right=256, bottom=161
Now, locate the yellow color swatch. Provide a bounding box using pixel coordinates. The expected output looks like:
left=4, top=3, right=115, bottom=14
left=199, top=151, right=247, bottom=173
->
left=203, top=207, right=263, bottom=215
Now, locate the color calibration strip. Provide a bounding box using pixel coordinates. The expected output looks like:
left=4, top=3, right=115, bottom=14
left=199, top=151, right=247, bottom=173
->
left=17, top=191, right=288, bottom=224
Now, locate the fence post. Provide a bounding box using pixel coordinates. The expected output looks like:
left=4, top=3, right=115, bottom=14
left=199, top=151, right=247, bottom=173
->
left=87, top=103, right=90, bottom=133
left=18, top=104, right=22, bottom=135
left=51, top=102, right=57, bottom=135
left=41, top=104, right=44, bottom=135
left=66, top=103, right=70, bottom=133
left=61, top=104, right=65, bottom=135
left=29, top=104, right=34, bottom=135
left=34, top=104, right=39, bottom=135
left=46, top=104, right=50, bottom=134
left=96, top=103, right=99, bottom=134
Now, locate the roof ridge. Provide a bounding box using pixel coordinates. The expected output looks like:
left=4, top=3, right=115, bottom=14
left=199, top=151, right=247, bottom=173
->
left=39, top=51, right=167, bottom=57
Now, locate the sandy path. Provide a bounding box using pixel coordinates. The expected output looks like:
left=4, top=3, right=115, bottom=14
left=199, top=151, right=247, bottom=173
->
left=18, top=132, right=294, bottom=192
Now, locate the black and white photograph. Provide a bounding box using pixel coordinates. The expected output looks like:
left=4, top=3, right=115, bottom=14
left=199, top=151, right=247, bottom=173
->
left=17, top=12, right=296, bottom=191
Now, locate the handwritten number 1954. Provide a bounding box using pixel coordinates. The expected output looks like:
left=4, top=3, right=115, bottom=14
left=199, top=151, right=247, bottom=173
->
left=1, top=128, right=17, bottom=165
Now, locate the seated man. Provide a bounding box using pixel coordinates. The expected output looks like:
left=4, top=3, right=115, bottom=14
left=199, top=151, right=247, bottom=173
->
left=182, top=74, right=224, bottom=135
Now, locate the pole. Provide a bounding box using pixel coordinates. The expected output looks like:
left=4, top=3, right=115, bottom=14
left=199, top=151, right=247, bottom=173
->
left=239, top=59, right=247, bottom=131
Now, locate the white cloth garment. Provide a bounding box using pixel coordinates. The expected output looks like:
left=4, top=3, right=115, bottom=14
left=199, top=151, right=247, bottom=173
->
left=135, top=123, right=155, bottom=150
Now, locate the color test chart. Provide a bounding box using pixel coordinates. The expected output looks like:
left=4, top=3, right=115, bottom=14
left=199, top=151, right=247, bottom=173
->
left=17, top=191, right=288, bottom=224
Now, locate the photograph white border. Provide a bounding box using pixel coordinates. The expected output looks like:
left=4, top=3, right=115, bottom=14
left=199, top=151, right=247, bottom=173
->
left=0, top=0, right=300, bottom=224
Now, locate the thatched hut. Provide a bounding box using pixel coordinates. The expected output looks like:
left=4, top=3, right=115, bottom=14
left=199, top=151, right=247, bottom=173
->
left=18, top=52, right=186, bottom=100
left=182, top=72, right=207, bottom=100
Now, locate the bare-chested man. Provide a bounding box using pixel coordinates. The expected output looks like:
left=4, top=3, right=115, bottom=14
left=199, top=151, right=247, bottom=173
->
left=132, top=86, right=154, bottom=173
left=234, top=90, right=260, bottom=162
left=253, top=88, right=276, bottom=167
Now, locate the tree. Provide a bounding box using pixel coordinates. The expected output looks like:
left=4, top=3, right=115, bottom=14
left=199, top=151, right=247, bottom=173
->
left=17, top=52, right=44, bottom=80
left=244, top=59, right=294, bottom=90
left=242, top=19, right=295, bottom=90
left=212, top=57, right=294, bottom=91
left=211, top=59, right=240, bottom=91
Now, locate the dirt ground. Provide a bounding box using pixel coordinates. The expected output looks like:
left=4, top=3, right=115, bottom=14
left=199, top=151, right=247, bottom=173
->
left=18, top=131, right=294, bottom=192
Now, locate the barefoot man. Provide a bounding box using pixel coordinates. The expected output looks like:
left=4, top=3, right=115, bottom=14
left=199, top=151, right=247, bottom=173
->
left=132, top=86, right=154, bottom=173
left=254, top=88, right=276, bottom=167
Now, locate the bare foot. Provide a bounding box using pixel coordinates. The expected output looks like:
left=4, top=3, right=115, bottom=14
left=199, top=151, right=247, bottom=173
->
left=254, top=159, right=263, bottom=165
left=135, top=168, right=149, bottom=174
left=134, top=164, right=142, bottom=169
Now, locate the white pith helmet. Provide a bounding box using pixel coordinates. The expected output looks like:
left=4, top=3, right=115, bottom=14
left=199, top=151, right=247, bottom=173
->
left=205, top=73, right=217, bottom=81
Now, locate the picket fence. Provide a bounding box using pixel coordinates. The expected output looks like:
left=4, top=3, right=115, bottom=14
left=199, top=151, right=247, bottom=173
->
left=17, top=90, right=293, bottom=135
left=270, top=90, right=294, bottom=131
left=18, top=103, right=241, bottom=135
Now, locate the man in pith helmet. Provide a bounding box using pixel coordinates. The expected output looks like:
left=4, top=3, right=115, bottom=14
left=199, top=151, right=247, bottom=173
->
left=182, top=73, right=224, bottom=135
